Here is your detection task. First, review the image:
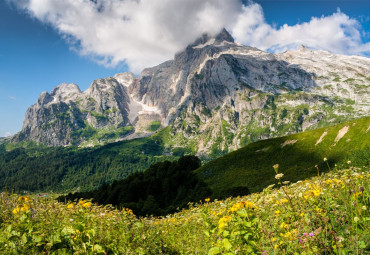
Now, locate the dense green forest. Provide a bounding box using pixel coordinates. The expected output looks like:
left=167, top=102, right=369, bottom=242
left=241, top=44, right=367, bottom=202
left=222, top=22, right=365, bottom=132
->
left=0, top=133, right=176, bottom=193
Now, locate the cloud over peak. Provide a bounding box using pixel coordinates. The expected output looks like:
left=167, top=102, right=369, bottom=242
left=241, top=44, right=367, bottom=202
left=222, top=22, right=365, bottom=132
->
left=232, top=6, right=370, bottom=55
left=8, top=0, right=370, bottom=72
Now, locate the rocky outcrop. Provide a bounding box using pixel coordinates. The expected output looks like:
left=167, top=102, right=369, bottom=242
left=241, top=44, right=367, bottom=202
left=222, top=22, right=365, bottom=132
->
left=15, top=29, right=370, bottom=152
left=16, top=75, right=134, bottom=146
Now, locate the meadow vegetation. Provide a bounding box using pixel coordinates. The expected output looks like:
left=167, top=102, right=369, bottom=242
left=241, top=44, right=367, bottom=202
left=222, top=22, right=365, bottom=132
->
left=0, top=165, right=368, bottom=254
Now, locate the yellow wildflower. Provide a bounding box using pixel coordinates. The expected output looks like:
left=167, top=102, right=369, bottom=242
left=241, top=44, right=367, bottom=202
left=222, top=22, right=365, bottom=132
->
left=228, top=201, right=256, bottom=213
left=313, top=188, right=322, bottom=197
left=274, top=210, right=280, bottom=216
left=244, top=201, right=255, bottom=208
left=282, top=231, right=293, bottom=240
left=21, top=204, right=30, bottom=212
left=280, top=198, right=289, bottom=204
left=74, top=230, right=81, bottom=240
left=218, top=216, right=232, bottom=228
left=18, top=196, right=30, bottom=202
left=280, top=222, right=289, bottom=229
left=82, top=202, right=92, bottom=208
left=67, top=203, right=74, bottom=209
left=12, top=207, right=20, bottom=214
left=205, top=198, right=210, bottom=202
left=122, top=208, right=134, bottom=215
left=354, top=192, right=362, bottom=198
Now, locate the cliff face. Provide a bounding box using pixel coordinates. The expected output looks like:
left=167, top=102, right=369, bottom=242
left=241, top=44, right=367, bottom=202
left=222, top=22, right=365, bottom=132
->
left=18, top=74, right=134, bottom=146
left=16, top=29, right=370, bottom=153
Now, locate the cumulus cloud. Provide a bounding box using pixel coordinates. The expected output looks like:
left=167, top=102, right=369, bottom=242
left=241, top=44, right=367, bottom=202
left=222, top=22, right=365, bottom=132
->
left=231, top=4, right=370, bottom=55
left=7, top=0, right=370, bottom=72
left=7, top=0, right=242, bottom=72
left=4, top=132, right=12, bottom=137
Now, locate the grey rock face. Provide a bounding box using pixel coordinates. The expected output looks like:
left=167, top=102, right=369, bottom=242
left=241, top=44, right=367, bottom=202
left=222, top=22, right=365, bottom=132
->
left=17, top=76, right=134, bottom=146
left=16, top=29, right=370, bottom=152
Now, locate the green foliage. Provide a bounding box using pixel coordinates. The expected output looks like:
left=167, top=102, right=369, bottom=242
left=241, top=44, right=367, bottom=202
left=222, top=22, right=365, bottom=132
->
left=91, top=111, right=107, bottom=122
left=0, top=134, right=176, bottom=193
left=201, top=106, right=212, bottom=117
left=194, top=73, right=204, bottom=80
left=344, top=78, right=355, bottom=83
left=171, top=147, right=193, bottom=157
left=148, top=121, right=161, bottom=132
left=333, top=77, right=341, bottom=82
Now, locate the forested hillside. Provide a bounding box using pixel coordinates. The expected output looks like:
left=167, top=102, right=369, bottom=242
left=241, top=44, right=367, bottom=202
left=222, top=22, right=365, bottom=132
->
left=0, top=131, right=175, bottom=193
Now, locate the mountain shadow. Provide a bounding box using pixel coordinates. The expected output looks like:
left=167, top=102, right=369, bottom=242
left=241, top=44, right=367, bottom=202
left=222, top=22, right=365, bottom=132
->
left=58, top=155, right=242, bottom=217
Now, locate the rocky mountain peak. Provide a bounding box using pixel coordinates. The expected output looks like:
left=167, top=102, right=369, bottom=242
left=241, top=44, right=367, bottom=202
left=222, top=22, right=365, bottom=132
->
left=215, top=28, right=234, bottom=43
left=190, top=28, right=234, bottom=48
left=298, top=44, right=308, bottom=51
left=50, top=83, right=82, bottom=100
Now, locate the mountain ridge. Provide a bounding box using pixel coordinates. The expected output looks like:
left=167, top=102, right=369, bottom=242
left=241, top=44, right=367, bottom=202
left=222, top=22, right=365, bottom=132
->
left=13, top=29, right=370, bottom=156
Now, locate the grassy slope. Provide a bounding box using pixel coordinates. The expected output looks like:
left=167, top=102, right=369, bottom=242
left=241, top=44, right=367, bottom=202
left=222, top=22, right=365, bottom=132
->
left=197, top=116, right=370, bottom=195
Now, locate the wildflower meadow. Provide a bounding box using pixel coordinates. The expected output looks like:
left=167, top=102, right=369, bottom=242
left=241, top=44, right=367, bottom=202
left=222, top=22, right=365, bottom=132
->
left=0, top=164, right=369, bottom=254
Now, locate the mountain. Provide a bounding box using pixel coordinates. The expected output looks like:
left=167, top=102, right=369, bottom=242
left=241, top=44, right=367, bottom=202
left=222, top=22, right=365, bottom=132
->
left=13, top=29, right=370, bottom=156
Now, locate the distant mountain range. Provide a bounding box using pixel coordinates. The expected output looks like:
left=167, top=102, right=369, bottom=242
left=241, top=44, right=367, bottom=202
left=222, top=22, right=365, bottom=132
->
left=12, top=28, right=370, bottom=157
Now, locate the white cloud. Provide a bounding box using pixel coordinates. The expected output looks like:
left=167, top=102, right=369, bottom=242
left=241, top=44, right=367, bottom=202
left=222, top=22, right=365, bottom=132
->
left=8, top=96, right=16, bottom=100
left=231, top=4, right=370, bottom=56
left=4, top=132, right=12, bottom=137
left=7, top=0, right=242, bottom=72
left=7, top=1, right=370, bottom=72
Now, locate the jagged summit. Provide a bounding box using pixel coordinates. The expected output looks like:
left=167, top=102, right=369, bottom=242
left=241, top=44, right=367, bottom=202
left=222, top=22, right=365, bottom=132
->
left=215, top=28, right=234, bottom=43
left=190, top=28, right=234, bottom=48
left=298, top=45, right=308, bottom=51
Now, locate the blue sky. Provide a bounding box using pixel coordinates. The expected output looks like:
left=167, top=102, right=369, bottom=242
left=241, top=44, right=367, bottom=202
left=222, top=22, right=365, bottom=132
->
left=0, top=0, right=369, bottom=137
